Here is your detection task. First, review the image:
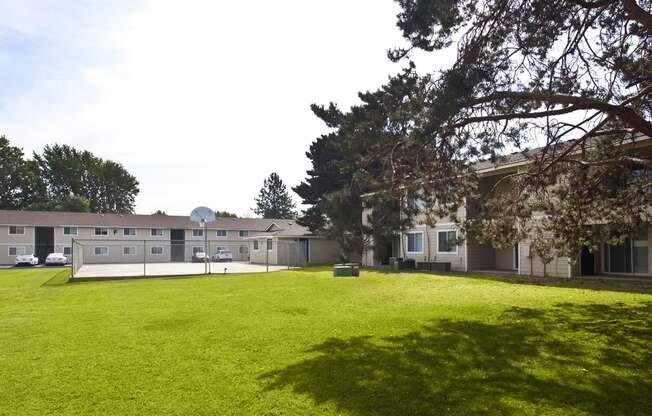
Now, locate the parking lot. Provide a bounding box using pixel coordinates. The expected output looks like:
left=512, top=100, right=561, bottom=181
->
left=73, top=261, right=290, bottom=279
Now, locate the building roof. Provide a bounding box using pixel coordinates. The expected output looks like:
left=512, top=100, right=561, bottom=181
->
left=254, top=221, right=317, bottom=238
left=0, top=210, right=301, bottom=231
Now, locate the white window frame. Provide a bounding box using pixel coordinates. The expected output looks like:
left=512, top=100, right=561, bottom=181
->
left=63, top=246, right=72, bottom=256
left=216, top=230, right=227, bottom=237
left=63, top=226, right=78, bottom=236
left=405, top=231, right=425, bottom=254
left=122, top=246, right=137, bottom=256
left=94, top=227, right=108, bottom=236
left=8, top=226, right=25, bottom=235
left=94, top=246, right=109, bottom=256
left=192, top=246, right=204, bottom=255
left=437, top=230, right=458, bottom=254
left=8, top=246, right=24, bottom=256
left=150, top=228, right=164, bottom=237
left=239, top=230, right=249, bottom=238
left=150, top=246, right=164, bottom=256
left=192, top=229, right=203, bottom=237
left=123, top=228, right=137, bottom=237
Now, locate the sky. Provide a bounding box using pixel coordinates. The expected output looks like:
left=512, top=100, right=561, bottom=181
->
left=0, top=1, right=446, bottom=217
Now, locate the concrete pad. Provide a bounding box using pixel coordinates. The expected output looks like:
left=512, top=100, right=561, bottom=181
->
left=74, top=261, right=290, bottom=279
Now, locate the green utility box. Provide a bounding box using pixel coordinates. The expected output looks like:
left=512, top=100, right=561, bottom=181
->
left=333, top=264, right=358, bottom=277
left=344, top=263, right=360, bottom=276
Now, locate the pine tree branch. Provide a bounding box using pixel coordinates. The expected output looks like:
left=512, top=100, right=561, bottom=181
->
left=466, top=88, right=652, bottom=136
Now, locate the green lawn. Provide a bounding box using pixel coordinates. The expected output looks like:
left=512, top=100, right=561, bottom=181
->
left=1, top=267, right=651, bottom=416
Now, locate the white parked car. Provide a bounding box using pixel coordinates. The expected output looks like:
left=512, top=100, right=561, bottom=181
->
left=15, top=254, right=39, bottom=266
left=45, top=253, right=68, bottom=266
left=192, top=251, right=209, bottom=263
left=212, top=249, right=233, bottom=262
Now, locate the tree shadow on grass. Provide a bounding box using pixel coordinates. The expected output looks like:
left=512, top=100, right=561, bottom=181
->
left=368, top=267, right=652, bottom=294
left=261, top=302, right=652, bottom=416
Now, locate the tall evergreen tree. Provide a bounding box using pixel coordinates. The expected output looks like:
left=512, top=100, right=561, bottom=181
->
left=309, top=0, right=652, bottom=261
left=254, top=173, right=297, bottom=219
left=295, top=71, right=424, bottom=261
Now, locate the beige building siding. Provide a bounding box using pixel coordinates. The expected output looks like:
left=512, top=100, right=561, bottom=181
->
left=308, top=239, right=341, bottom=264
left=401, top=223, right=466, bottom=272
left=466, top=239, right=495, bottom=270
left=495, top=246, right=516, bottom=271
left=361, top=207, right=376, bottom=267
left=78, top=242, right=173, bottom=265
left=519, top=239, right=571, bottom=278
left=249, top=238, right=276, bottom=265
left=0, top=225, right=35, bottom=265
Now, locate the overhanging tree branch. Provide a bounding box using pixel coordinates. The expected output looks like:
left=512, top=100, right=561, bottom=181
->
left=467, top=89, right=652, bottom=136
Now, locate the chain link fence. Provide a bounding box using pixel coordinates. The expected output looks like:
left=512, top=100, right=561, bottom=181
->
left=67, top=239, right=307, bottom=278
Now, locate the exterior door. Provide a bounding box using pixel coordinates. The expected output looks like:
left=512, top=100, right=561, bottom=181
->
left=170, top=229, right=185, bottom=262
left=581, top=247, right=595, bottom=276
left=299, top=239, right=309, bottom=264
left=35, top=227, right=54, bottom=264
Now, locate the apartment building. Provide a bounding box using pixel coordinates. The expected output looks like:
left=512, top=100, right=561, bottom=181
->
left=362, top=138, right=652, bottom=278
left=0, top=210, right=338, bottom=266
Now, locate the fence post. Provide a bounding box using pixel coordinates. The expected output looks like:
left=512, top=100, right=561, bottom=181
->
left=71, top=238, right=75, bottom=278
left=266, top=240, right=269, bottom=273
left=143, top=240, right=147, bottom=277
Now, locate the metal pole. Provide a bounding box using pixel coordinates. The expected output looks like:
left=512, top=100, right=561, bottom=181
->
left=71, top=238, right=75, bottom=278
left=208, top=240, right=212, bottom=275
left=143, top=240, right=147, bottom=277
left=204, top=222, right=208, bottom=275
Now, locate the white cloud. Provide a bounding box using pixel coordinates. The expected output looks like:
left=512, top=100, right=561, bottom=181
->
left=0, top=0, right=450, bottom=217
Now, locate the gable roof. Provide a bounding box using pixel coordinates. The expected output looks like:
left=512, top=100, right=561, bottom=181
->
left=0, top=210, right=298, bottom=231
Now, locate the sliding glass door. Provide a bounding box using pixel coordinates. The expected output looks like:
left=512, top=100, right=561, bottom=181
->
left=604, top=228, right=648, bottom=274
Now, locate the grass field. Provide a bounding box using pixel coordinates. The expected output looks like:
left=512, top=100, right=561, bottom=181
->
left=1, top=267, right=651, bottom=416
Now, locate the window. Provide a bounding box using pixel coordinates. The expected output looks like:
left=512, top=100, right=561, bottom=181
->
left=239, top=245, right=248, bottom=254
left=94, top=247, right=109, bottom=256
left=95, top=227, right=108, bottom=236
left=63, top=246, right=72, bottom=256
left=267, top=239, right=273, bottom=251
left=192, top=229, right=203, bottom=237
left=150, top=228, right=164, bottom=237
left=604, top=228, right=648, bottom=274
left=8, top=246, right=24, bottom=256
left=8, top=226, right=25, bottom=235
left=406, top=232, right=424, bottom=253
left=63, top=227, right=78, bottom=236
left=123, top=246, right=137, bottom=256
left=254, top=240, right=259, bottom=250
left=406, top=196, right=424, bottom=211
left=123, top=228, right=137, bottom=236
left=437, top=230, right=458, bottom=254
left=192, top=246, right=204, bottom=255
left=216, top=230, right=227, bottom=237
left=150, top=246, right=164, bottom=255
left=239, top=230, right=248, bottom=238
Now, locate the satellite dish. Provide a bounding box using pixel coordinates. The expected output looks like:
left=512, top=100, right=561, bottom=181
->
left=190, top=207, right=215, bottom=225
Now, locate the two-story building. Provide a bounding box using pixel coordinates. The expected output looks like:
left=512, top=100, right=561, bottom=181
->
left=362, top=138, right=652, bottom=279
left=0, top=210, right=340, bottom=267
